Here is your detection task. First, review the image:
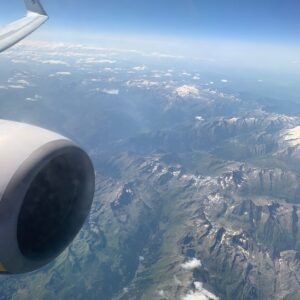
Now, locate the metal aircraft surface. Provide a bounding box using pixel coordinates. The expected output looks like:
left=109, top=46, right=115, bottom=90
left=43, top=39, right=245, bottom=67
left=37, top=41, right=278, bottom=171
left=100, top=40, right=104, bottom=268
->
left=0, top=0, right=48, bottom=52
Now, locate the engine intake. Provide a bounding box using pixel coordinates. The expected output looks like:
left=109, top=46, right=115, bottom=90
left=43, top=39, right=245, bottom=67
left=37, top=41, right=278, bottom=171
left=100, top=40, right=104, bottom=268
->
left=0, top=120, right=95, bottom=274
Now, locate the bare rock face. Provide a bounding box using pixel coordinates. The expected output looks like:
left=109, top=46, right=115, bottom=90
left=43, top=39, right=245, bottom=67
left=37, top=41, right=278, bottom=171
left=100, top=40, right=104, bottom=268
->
left=2, top=85, right=300, bottom=299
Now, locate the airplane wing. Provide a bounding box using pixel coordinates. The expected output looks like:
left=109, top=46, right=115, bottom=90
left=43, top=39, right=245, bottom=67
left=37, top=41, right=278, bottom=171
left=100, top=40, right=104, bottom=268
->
left=0, top=0, right=48, bottom=52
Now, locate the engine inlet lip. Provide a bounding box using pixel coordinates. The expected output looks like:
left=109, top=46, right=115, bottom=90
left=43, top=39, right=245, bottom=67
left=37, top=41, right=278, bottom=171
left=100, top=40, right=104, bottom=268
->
left=0, top=139, right=95, bottom=274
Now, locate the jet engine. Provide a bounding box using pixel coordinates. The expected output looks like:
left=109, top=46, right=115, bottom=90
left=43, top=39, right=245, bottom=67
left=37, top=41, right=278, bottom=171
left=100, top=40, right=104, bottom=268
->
left=0, top=120, right=95, bottom=274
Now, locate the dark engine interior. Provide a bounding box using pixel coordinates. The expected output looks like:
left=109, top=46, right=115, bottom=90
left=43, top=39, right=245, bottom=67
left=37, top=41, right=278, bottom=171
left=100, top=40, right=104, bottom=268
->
left=17, top=151, right=92, bottom=262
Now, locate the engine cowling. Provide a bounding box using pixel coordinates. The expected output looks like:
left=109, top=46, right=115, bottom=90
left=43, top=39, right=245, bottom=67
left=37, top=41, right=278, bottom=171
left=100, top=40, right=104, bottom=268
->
left=0, top=120, right=95, bottom=274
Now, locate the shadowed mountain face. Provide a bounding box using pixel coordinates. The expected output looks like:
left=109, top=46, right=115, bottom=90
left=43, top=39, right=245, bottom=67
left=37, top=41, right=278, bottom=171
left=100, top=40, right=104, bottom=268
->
left=1, top=42, right=300, bottom=300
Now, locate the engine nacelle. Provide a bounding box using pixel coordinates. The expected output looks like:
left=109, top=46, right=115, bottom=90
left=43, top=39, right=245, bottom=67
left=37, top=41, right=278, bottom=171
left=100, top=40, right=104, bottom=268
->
left=0, top=120, right=95, bottom=274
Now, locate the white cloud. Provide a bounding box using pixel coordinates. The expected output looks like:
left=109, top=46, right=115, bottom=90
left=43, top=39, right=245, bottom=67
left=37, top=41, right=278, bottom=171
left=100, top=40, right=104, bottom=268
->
left=152, top=74, right=161, bottom=78
left=175, top=85, right=200, bottom=97
left=195, top=116, right=204, bottom=121
left=99, top=59, right=116, bottom=64
left=126, top=80, right=159, bottom=89
left=11, top=59, right=27, bottom=64
left=102, top=89, right=119, bottom=95
left=182, top=282, right=219, bottom=300
left=56, top=71, right=71, bottom=75
left=6, top=76, right=32, bottom=88
left=12, top=40, right=184, bottom=62
left=181, top=258, right=202, bottom=270
left=78, top=58, right=116, bottom=64
left=49, top=72, right=71, bottom=77
left=25, top=94, right=42, bottom=102
left=221, top=79, right=228, bottom=83
left=16, top=79, right=30, bottom=86
left=41, top=60, right=69, bottom=65
left=8, top=85, right=25, bottom=89
left=133, top=65, right=146, bottom=71
left=148, top=52, right=184, bottom=59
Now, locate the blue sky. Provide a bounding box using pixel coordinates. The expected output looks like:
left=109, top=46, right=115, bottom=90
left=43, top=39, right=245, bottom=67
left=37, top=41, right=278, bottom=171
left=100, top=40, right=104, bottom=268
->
left=1, top=0, right=300, bottom=44
left=1, top=0, right=300, bottom=71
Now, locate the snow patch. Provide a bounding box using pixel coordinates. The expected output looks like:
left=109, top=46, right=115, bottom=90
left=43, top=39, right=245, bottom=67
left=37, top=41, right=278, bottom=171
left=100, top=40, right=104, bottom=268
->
left=195, top=116, right=204, bottom=121
left=282, top=126, right=300, bottom=146
left=175, top=85, right=199, bottom=97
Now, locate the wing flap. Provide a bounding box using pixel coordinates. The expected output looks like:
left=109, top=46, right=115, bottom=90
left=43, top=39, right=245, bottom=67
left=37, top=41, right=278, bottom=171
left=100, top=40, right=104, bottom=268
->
left=0, top=0, right=48, bottom=52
